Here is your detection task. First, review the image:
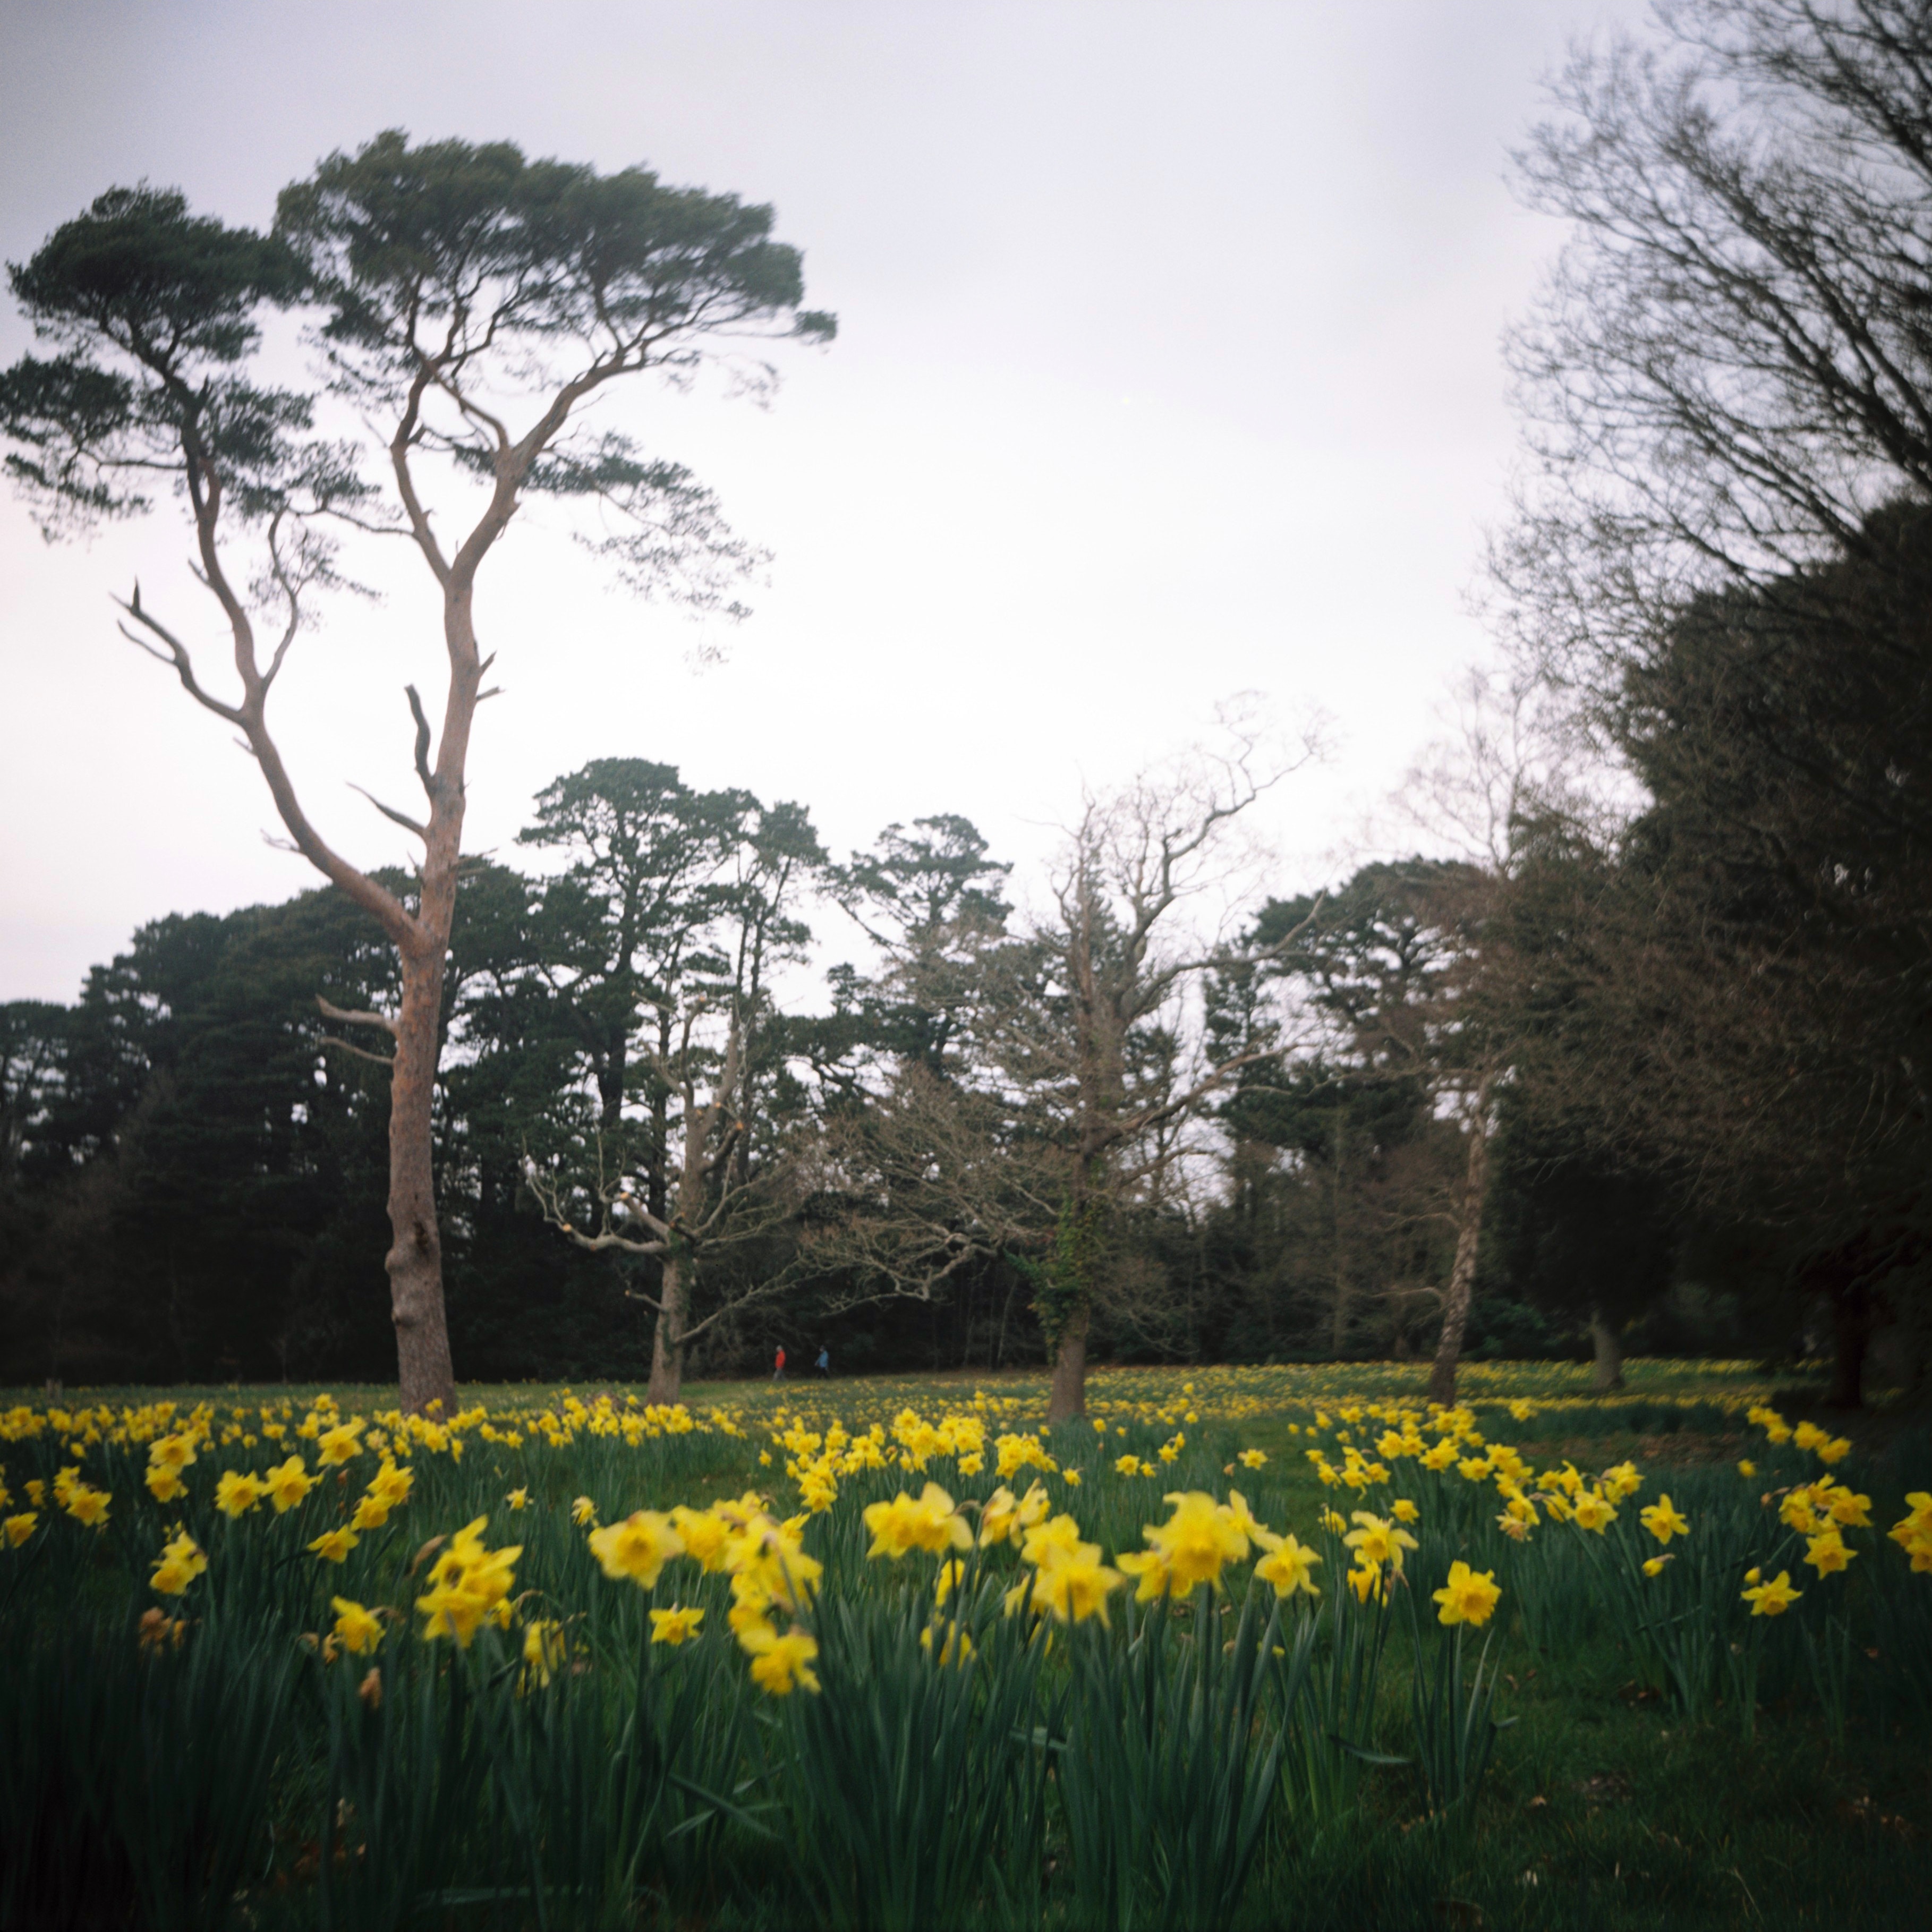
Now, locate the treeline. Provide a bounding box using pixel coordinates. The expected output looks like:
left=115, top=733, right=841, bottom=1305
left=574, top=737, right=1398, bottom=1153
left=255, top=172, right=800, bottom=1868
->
left=6, top=681, right=1917, bottom=1398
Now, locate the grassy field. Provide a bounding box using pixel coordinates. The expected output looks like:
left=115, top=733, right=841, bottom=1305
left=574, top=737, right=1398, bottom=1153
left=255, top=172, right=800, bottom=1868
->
left=2, top=1360, right=1927, bottom=1928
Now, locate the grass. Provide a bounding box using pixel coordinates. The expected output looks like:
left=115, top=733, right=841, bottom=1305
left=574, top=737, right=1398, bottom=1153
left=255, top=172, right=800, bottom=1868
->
left=2, top=1359, right=1927, bottom=1929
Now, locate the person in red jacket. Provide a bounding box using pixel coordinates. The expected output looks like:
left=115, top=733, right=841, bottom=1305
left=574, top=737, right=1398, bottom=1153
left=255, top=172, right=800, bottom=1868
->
left=771, top=1345, right=786, bottom=1382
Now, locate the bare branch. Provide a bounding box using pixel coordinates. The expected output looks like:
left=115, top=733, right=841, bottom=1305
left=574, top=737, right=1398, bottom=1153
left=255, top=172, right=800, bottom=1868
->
left=347, top=782, right=428, bottom=840
left=317, top=996, right=399, bottom=1037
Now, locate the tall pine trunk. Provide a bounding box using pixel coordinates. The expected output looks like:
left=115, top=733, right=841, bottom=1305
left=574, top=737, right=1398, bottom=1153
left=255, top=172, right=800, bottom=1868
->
left=387, top=946, right=457, bottom=1416
left=1427, top=1085, right=1493, bottom=1408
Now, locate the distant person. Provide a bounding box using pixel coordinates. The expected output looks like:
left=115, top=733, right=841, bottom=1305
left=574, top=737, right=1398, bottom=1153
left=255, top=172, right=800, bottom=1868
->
left=772, top=1346, right=786, bottom=1382
left=816, top=1345, right=830, bottom=1378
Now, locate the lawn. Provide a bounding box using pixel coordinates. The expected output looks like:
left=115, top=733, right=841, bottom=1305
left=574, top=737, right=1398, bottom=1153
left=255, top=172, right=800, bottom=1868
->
left=2, top=1360, right=1926, bottom=1928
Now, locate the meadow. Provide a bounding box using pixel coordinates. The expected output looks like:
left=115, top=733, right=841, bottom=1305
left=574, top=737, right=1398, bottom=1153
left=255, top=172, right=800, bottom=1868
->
left=2, top=1360, right=1927, bottom=1929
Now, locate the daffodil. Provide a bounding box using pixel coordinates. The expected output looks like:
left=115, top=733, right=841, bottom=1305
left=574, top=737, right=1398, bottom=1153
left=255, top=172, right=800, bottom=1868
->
left=588, top=1510, right=683, bottom=1588
left=4, top=1511, right=37, bottom=1547
left=521, top=1619, right=567, bottom=1687
left=1342, top=1511, right=1418, bottom=1573
left=1028, top=1541, right=1124, bottom=1624
left=861, top=1483, right=972, bottom=1559
left=331, top=1597, right=384, bottom=1654
left=150, top=1530, right=207, bottom=1596
left=1741, top=1570, right=1801, bottom=1616
left=265, top=1456, right=319, bottom=1513
left=148, top=1433, right=197, bottom=1473
left=651, top=1605, right=705, bottom=1645
left=366, top=1459, right=414, bottom=1510
left=1639, top=1495, right=1690, bottom=1545
left=1255, top=1532, right=1323, bottom=1598
left=63, top=1484, right=109, bottom=1528
left=145, top=1466, right=187, bottom=1504
left=1803, top=1527, right=1855, bottom=1576
left=1432, top=1560, right=1502, bottom=1627
left=416, top=1518, right=521, bottom=1646
left=741, top=1625, right=820, bottom=1696
left=309, top=1527, right=359, bottom=1564
left=1141, top=1492, right=1250, bottom=1593
left=1570, top=1491, right=1616, bottom=1534
left=670, top=1504, right=732, bottom=1571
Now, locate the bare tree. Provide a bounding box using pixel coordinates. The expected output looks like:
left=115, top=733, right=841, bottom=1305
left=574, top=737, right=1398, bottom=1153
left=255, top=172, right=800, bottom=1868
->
left=1015, top=722, right=1321, bottom=1419
left=527, top=999, right=786, bottom=1403
left=2, top=141, right=832, bottom=1410
left=1497, top=0, right=1932, bottom=702
left=789, top=1060, right=1061, bottom=1307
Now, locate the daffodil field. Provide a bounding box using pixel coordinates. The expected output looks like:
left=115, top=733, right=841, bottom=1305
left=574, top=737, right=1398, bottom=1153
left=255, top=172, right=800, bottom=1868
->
left=2, top=1364, right=1928, bottom=1929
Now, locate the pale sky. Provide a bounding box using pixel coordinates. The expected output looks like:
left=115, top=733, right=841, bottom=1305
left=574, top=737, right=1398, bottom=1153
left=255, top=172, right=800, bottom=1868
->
left=0, top=0, right=1647, bottom=1003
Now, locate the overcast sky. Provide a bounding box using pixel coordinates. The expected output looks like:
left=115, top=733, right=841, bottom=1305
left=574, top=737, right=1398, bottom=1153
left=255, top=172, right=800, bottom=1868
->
left=0, top=0, right=1648, bottom=1003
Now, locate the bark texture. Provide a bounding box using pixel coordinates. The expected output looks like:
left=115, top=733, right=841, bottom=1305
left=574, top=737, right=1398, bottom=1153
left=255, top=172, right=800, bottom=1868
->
left=1427, top=1087, right=1493, bottom=1408
left=1588, top=1307, right=1625, bottom=1392
left=646, top=1253, right=688, bottom=1406
left=1047, top=1309, right=1090, bottom=1424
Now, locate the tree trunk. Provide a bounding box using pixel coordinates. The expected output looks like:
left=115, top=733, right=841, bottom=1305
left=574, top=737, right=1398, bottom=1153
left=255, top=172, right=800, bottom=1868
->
left=1329, top=1111, right=1350, bottom=1356
left=646, top=1250, right=687, bottom=1406
left=1427, top=1090, right=1492, bottom=1408
left=1588, top=1306, right=1625, bottom=1392
left=1046, top=1306, right=1089, bottom=1424
left=387, top=947, right=458, bottom=1416
left=1827, top=1279, right=1869, bottom=1410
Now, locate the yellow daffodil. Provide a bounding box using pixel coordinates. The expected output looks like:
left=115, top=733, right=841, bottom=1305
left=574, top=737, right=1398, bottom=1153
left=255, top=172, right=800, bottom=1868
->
left=1141, top=1492, right=1250, bottom=1593
left=416, top=1518, right=521, bottom=1646
left=1639, top=1495, right=1690, bottom=1545
left=265, top=1456, right=319, bottom=1513
left=215, top=1470, right=265, bottom=1518
left=1571, top=1491, right=1616, bottom=1534
left=309, top=1527, right=359, bottom=1564
left=366, top=1459, right=414, bottom=1509
left=1029, top=1540, right=1124, bottom=1624
left=63, top=1484, right=110, bottom=1528
left=741, top=1625, right=820, bottom=1695
left=1255, top=1532, right=1323, bottom=1599
left=588, top=1510, right=683, bottom=1588
left=145, top=1466, right=187, bottom=1504
left=862, top=1483, right=972, bottom=1559
left=150, top=1530, right=207, bottom=1596
left=521, top=1619, right=567, bottom=1687
left=1803, top=1528, right=1856, bottom=1576
left=1742, top=1570, right=1801, bottom=1616
left=1433, top=1560, right=1502, bottom=1627
left=651, top=1605, right=705, bottom=1645
left=1342, top=1511, right=1418, bottom=1573
left=331, top=1597, right=384, bottom=1654
left=921, top=1618, right=975, bottom=1665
